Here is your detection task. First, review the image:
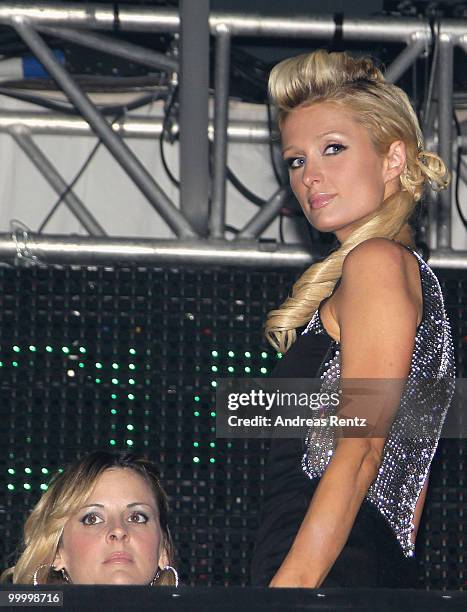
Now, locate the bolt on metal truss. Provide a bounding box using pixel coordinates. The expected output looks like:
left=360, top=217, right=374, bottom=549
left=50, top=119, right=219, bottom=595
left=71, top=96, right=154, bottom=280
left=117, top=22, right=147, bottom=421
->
left=0, top=3, right=465, bottom=267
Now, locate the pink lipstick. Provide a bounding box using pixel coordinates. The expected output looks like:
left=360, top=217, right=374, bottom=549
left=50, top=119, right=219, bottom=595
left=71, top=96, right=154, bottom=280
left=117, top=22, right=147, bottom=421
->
left=310, top=193, right=337, bottom=209
left=104, top=552, right=133, bottom=564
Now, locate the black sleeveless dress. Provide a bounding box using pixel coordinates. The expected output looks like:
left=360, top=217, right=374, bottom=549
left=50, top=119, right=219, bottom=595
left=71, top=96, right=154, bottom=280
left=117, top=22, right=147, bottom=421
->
left=250, top=330, right=420, bottom=588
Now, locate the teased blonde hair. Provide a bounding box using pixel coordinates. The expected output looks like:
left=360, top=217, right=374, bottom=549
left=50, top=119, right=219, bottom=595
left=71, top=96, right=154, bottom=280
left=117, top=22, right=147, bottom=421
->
left=265, top=49, right=449, bottom=353
left=1, top=451, right=176, bottom=586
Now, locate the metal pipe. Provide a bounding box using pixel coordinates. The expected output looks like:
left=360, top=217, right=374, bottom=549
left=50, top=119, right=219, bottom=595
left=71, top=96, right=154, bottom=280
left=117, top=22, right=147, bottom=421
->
left=0, top=232, right=467, bottom=270
left=210, top=24, right=231, bottom=239
left=0, top=5, right=435, bottom=40
left=35, top=25, right=178, bottom=73
left=179, top=0, right=210, bottom=236
left=236, top=186, right=289, bottom=239
left=437, top=32, right=454, bottom=249
left=0, top=111, right=453, bottom=145
left=0, top=111, right=272, bottom=142
left=0, top=233, right=464, bottom=268
left=10, top=125, right=106, bottom=236
left=458, top=156, right=467, bottom=188
left=12, top=17, right=198, bottom=238
left=384, top=34, right=427, bottom=84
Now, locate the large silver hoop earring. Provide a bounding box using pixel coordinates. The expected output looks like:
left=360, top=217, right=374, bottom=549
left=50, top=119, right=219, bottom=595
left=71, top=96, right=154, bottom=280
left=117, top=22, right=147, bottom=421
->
left=33, top=564, right=70, bottom=586
left=151, top=565, right=179, bottom=587
left=33, top=564, right=54, bottom=586
left=60, top=568, right=70, bottom=583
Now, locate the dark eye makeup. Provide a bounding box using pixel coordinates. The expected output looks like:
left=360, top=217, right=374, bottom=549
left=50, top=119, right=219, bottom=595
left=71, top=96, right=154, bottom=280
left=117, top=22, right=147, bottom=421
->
left=283, top=143, right=348, bottom=170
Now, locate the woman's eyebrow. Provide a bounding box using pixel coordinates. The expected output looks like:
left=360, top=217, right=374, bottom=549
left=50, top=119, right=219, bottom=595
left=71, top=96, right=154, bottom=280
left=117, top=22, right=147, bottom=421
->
left=282, top=130, right=349, bottom=155
left=126, top=502, right=154, bottom=509
left=79, top=502, right=154, bottom=510
left=79, top=504, right=105, bottom=510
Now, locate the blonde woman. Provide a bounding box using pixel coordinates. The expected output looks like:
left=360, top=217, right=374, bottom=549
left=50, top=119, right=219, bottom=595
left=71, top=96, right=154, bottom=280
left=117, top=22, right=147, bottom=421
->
left=250, top=49, right=455, bottom=588
left=1, top=451, right=177, bottom=586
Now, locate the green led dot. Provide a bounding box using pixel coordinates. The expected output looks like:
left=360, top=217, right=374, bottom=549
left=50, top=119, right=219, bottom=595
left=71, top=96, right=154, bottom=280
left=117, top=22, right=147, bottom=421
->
left=193, top=442, right=199, bottom=447
left=128, top=394, right=135, bottom=400
left=129, top=379, right=135, bottom=385
left=95, top=378, right=101, bottom=384
left=61, top=347, right=70, bottom=354
left=7, top=468, right=15, bottom=475
left=58, top=469, right=64, bottom=473
left=277, top=352, right=283, bottom=359
left=40, top=484, right=48, bottom=491
left=126, top=439, right=133, bottom=447
left=261, top=351, right=268, bottom=359
left=112, top=363, right=119, bottom=370
left=13, top=345, right=20, bottom=353
left=127, top=424, right=134, bottom=431
left=29, top=345, right=36, bottom=352
left=111, top=378, right=119, bottom=385
left=210, top=458, right=216, bottom=464
left=7, top=484, right=14, bottom=491
left=12, top=361, right=18, bottom=367
left=111, top=393, right=117, bottom=400
left=46, top=345, right=53, bottom=352
left=228, top=366, right=234, bottom=373
left=211, top=366, right=218, bottom=372
left=211, top=350, right=218, bottom=357
left=24, top=467, right=32, bottom=474
left=244, top=351, right=251, bottom=358
left=26, top=437, right=31, bottom=443
left=194, top=411, right=200, bottom=417
left=129, top=363, right=136, bottom=370
left=210, top=411, right=216, bottom=417
left=244, top=367, right=251, bottom=373
left=79, top=362, right=85, bottom=368
left=260, top=367, right=267, bottom=374
left=228, top=351, right=235, bottom=358
left=79, top=347, right=86, bottom=354
left=210, top=442, right=216, bottom=448
left=193, top=457, right=200, bottom=464
left=0, top=362, right=3, bottom=367
left=24, top=483, right=31, bottom=490
left=95, top=362, right=103, bottom=369
left=211, top=381, right=217, bottom=388
left=41, top=468, right=48, bottom=475
left=129, top=348, right=136, bottom=355
left=111, top=408, right=117, bottom=415
left=109, top=439, right=116, bottom=446
left=194, top=396, right=200, bottom=402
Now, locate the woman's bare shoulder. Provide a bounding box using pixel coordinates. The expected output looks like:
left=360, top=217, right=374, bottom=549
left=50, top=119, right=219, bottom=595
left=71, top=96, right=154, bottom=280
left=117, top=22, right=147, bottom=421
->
left=323, top=238, right=422, bottom=343
left=333, top=238, right=420, bottom=333
left=342, top=238, right=422, bottom=314
left=343, top=237, right=407, bottom=272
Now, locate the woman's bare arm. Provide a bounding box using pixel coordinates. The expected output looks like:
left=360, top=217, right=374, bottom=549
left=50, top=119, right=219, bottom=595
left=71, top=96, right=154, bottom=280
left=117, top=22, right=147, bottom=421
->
left=270, top=238, right=420, bottom=588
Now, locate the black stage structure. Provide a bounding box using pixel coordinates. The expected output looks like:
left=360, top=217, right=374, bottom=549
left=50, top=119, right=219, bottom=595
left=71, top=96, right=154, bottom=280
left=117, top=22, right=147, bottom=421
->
left=0, top=261, right=465, bottom=590
left=2, top=585, right=467, bottom=611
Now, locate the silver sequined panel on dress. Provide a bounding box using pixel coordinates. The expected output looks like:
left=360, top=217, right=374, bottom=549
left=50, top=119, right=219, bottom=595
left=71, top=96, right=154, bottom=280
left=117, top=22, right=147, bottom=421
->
left=300, top=247, right=456, bottom=557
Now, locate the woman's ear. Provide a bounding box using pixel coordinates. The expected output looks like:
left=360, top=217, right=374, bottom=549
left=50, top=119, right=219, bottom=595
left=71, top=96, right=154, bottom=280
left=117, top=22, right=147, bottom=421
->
left=53, top=549, right=65, bottom=571
left=158, top=545, right=169, bottom=569
left=383, top=140, right=407, bottom=183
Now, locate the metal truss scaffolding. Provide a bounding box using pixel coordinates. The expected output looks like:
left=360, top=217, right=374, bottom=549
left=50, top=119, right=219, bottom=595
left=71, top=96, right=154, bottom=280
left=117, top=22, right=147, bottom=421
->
left=0, top=3, right=466, bottom=267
